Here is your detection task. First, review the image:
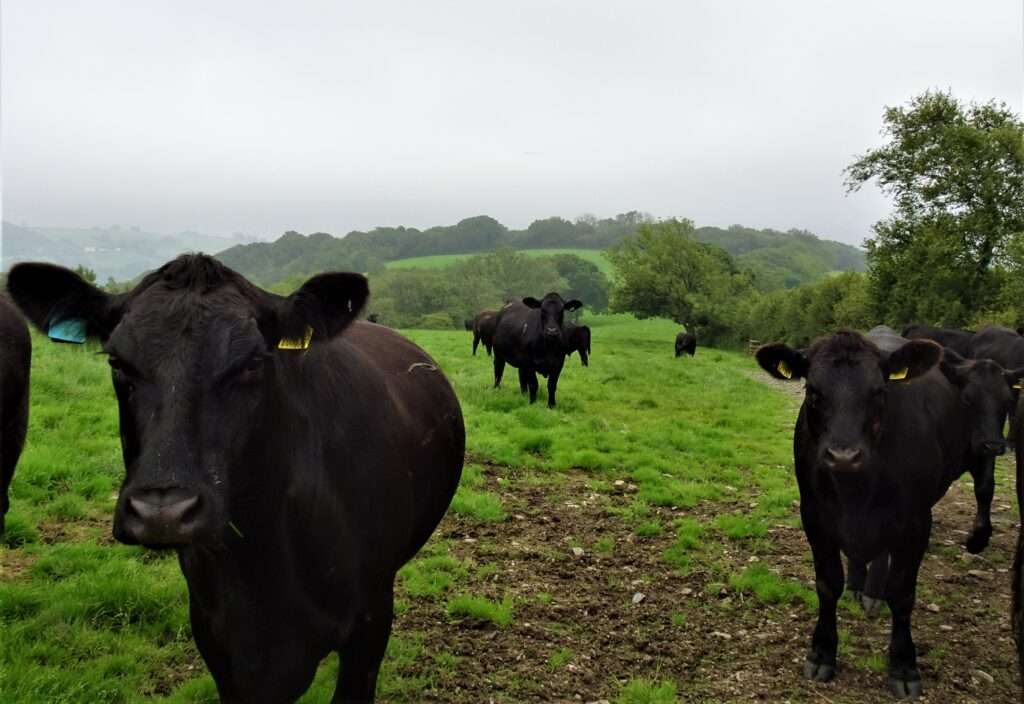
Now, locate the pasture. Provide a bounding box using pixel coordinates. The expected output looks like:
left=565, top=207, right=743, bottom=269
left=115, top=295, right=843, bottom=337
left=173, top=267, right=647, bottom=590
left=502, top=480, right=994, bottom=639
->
left=385, top=248, right=613, bottom=276
left=0, top=314, right=1019, bottom=702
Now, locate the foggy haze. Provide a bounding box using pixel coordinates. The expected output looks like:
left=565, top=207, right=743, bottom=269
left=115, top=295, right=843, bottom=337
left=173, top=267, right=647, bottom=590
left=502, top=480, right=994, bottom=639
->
left=3, top=1, right=1022, bottom=246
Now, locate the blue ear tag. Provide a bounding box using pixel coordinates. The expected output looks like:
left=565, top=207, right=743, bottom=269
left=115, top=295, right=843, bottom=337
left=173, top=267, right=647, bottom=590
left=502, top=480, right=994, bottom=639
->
left=48, top=318, right=87, bottom=344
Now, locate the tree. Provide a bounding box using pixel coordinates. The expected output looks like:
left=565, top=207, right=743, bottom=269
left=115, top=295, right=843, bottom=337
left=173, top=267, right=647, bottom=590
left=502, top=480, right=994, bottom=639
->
left=549, top=254, right=610, bottom=312
left=845, top=90, right=1024, bottom=325
left=73, top=265, right=97, bottom=284
left=606, top=219, right=755, bottom=342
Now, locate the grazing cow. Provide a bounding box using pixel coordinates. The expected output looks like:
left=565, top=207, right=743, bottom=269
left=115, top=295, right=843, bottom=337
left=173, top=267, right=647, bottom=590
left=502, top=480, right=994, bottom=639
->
left=472, top=310, right=498, bottom=357
left=7, top=256, right=465, bottom=703
left=675, top=331, right=696, bottom=357
left=463, top=318, right=473, bottom=331
left=757, top=330, right=971, bottom=698
left=0, top=295, right=30, bottom=535
left=491, top=293, right=582, bottom=407
left=367, top=313, right=380, bottom=324
left=564, top=323, right=591, bottom=367
left=902, top=324, right=974, bottom=358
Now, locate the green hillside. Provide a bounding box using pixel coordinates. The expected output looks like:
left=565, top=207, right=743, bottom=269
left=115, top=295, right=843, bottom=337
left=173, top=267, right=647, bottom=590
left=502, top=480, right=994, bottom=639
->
left=386, top=249, right=613, bottom=276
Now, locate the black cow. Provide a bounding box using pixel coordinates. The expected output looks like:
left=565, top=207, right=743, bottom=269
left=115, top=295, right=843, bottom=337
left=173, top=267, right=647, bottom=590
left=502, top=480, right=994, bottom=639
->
left=564, top=323, right=591, bottom=367
left=970, top=325, right=1024, bottom=437
left=491, top=293, right=582, bottom=407
left=902, top=324, right=974, bottom=358
left=7, top=256, right=465, bottom=703
left=757, top=330, right=971, bottom=698
left=1013, top=407, right=1024, bottom=689
left=472, top=310, right=498, bottom=356
left=675, top=331, right=696, bottom=357
left=463, top=318, right=473, bottom=331
left=0, top=295, right=30, bottom=535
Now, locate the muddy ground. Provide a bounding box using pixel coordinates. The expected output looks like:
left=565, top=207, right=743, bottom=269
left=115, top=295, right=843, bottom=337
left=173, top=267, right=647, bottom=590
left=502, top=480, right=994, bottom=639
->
left=394, top=460, right=1020, bottom=703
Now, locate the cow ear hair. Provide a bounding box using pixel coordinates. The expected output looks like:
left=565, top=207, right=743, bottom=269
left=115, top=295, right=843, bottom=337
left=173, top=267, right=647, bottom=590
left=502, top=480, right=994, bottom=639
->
left=755, top=342, right=808, bottom=381
left=938, top=347, right=971, bottom=387
left=885, top=339, right=941, bottom=383
left=272, top=272, right=369, bottom=347
left=522, top=297, right=541, bottom=309
left=565, top=299, right=583, bottom=311
left=6, top=262, right=125, bottom=343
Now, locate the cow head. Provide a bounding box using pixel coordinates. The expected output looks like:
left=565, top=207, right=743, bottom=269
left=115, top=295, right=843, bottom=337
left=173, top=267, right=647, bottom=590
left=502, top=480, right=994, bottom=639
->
left=940, top=349, right=1024, bottom=456
left=523, top=293, right=582, bottom=342
left=7, top=255, right=367, bottom=548
left=756, top=331, right=941, bottom=473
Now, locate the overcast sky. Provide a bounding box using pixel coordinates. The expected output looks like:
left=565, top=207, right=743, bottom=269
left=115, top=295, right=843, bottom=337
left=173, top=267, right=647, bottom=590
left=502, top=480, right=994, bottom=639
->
left=3, top=1, right=1022, bottom=246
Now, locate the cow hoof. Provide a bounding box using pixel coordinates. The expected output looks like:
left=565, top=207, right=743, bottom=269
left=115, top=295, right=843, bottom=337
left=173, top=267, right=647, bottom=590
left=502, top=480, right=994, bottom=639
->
left=888, top=672, right=922, bottom=699
left=802, top=659, right=836, bottom=682
left=965, top=529, right=991, bottom=554
left=860, top=595, right=885, bottom=619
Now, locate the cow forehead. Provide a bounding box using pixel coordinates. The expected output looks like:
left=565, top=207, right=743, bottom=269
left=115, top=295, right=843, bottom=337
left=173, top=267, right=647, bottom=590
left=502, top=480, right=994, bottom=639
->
left=807, top=357, right=883, bottom=390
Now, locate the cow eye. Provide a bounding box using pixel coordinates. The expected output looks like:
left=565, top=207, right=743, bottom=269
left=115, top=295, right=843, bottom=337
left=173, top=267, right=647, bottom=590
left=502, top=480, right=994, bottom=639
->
left=108, top=358, right=136, bottom=393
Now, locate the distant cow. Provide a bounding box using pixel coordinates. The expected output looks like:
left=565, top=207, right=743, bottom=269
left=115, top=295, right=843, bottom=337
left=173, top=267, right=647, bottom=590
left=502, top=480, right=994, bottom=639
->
left=675, top=331, right=696, bottom=357
left=0, top=295, right=30, bottom=535
left=902, top=324, right=974, bottom=358
left=472, top=310, right=498, bottom=356
left=7, top=255, right=465, bottom=703
left=463, top=318, right=473, bottom=331
left=756, top=330, right=974, bottom=698
left=564, top=323, right=591, bottom=367
left=491, top=293, right=582, bottom=407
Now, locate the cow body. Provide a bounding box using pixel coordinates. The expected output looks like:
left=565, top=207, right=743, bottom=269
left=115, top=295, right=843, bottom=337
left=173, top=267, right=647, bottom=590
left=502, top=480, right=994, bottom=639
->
left=7, top=256, right=464, bottom=703
left=472, top=310, right=498, bottom=356
left=491, top=294, right=582, bottom=407
left=757, top=331, right=967, bottom=698
left=902, top=324, right=974, bottom=357
left=675, top=331, right=696, bottom=357
left=0, top=295, right=31, bottom=534
left=565, top=323, right=591, bottom=366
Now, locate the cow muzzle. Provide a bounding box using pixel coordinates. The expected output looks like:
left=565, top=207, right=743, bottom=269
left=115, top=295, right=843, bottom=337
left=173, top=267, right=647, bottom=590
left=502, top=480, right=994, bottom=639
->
left=116, top=486, right=210, bottom=546
left=822, top=446, right=865, bottom=473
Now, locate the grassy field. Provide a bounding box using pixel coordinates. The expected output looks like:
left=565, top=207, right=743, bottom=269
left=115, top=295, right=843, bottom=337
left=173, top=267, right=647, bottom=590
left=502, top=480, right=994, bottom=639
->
left=0, top=314, right=1020, bottom=702
left=385, top=248, right=613, bottom=276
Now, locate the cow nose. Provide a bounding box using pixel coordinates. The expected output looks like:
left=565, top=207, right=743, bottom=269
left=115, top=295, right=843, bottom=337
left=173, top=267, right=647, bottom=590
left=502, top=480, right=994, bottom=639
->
left=545, top=326, right=560, bottom=336
left=119, top=487, right=206, bottom=545
left=823, top=447, right=864, bottom=471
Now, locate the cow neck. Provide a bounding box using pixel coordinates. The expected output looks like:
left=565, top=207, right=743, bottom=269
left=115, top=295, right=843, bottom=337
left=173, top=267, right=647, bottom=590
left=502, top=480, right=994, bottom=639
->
left=821, top=468, right=883, bottom=514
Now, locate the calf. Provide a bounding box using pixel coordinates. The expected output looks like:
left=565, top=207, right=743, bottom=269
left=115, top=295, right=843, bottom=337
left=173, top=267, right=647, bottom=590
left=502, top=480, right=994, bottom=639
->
left=472, top=310, right=498, bottom=356
left=491, top=293, right=582, bottom=407
left=902, top=324, right=974, bottom=358
left=0, top=295, right=31, bottom=535
left=564, top=323, right=591, bottom=367
left=7, top=256, right=465, bottom=703
left=757, top=331, right=967, bottom=698
left=675, top=331, right=696, bottom=357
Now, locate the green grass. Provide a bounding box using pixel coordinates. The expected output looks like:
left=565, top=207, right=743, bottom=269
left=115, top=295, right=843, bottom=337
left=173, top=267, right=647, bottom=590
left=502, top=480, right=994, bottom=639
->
left=385, top=248, right=613, bottom=276
left=617, top=678, right=679, bottom=704
left=729, top=564, right=817, bottom=609
left=446, top=593, right=515, bottom=628
left=547, top=647, right=574, bottom=670
left=1, top=314, right=800, bottom=701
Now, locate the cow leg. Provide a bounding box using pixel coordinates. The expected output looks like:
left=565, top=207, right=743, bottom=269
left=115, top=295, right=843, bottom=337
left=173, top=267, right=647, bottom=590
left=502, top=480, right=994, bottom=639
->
left=804, top=535, right=843, bottom=682
left=846, top=556, right=866, bottom=601
left=493, top=356, right=505, bottom=388
left=518, top=368, right=530, bottom=394
left=861, top=552, right=889, bottom=619
left=527, top=370, right=539, bottom=404
left=546, top=371, right=560, bottom=408
left=485, top=342, right=493, bottom=357
left=334, top=590, right=394, bottom=703
left=965, top=454, right=995, bottom=554
left=472, top=332, right=479, bottom=355
left=885, top=528, right=929, bottom=699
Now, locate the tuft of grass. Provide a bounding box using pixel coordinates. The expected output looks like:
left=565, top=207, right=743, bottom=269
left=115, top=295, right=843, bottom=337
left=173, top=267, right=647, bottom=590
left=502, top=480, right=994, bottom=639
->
left=449, top=488, right=506, bottom=523
left=547, top=647, right=574, bottom=670
left=536, top=592, right=553, bottom=605
left=594, top=536, right=615, bottom=554
left=398, top=552, right=468, bottom=600
left=662, top=518, right=704, bottom=572
left=617, top=677, right=678, bottom=704
left=729, top=564, right=817, bottom=609
left=635, top=520, right=663, bottom=537
left=714, top=513, right=768, bottom=540
left=446, top=593, right=515, bottom=628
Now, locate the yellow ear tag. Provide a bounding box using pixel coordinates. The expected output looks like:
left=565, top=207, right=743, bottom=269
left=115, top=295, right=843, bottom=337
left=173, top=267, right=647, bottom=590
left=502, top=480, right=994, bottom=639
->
left=889, top=367, right=909, bottom=381
left=1013, top=383, right=1023, bottom=390
left=278, top=326, right=313, bottom=351
left=776, top=360, right=793, bottom=379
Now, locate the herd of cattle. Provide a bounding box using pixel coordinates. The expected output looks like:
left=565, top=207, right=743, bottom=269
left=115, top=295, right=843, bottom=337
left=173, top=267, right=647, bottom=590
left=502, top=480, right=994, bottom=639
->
left=0, top=255, right=1020, bottom=701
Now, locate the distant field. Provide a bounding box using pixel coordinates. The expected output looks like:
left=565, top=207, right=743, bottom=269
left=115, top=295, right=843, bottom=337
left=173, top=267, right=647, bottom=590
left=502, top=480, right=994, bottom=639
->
left=385, top=248, right=613, bottom=276
left=0, top=315, right=1019, bottom=702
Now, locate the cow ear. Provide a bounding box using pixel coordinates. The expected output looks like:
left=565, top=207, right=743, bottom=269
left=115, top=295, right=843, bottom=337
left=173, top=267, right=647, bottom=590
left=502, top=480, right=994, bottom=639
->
left=885, top=340, right=941, bottom=382
left=1005, top=367, right=1024, bottom=390
left=272, top=272, right=368, bottom=348
left=755, top=343, right=808, bottom=381
left=565, top=299, right=583, bottom=312
left=6, top=262, right=125, bottom=343
left=1017, top=327, right=1024, bottom=337
left=522, top=297, right=541, bottom=309
left=938, top=347, right=972, bottom=387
